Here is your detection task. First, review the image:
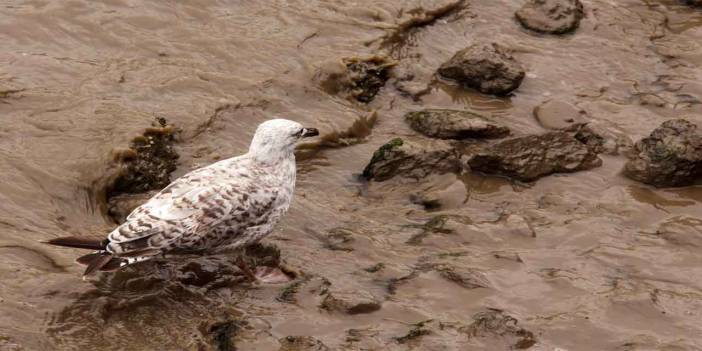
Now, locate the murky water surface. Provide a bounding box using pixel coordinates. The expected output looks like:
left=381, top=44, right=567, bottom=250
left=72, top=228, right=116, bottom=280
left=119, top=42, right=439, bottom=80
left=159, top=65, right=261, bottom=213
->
left=1, top=0, right=701, bottom=350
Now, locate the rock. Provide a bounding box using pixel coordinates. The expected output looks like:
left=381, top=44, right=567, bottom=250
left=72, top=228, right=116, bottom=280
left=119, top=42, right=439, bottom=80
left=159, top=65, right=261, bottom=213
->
left=682, top=0, right=702, bottom=6
left=565, top=123, right=611, bottom=155
left=437, top=43, right=525, bottom=96
left=465, top=131, right=603, bottom=181
left=405, top=109, right=510, bottom=139
left=279, top=336, right=329, bottom=351
left=623, top=119, right=702, bottom=187
left=320, top=289, right=382, bottom=315
left=464, top=309, right=537, bottom=349
left=315, top=57, right=395, bottom=103
left=362, top=138, right=460, bottom=181
left=410, top=178, right=468, bottom=210
left=515, top=0, right=585, bottom=34
left=533, top=100, right=586, bottom=130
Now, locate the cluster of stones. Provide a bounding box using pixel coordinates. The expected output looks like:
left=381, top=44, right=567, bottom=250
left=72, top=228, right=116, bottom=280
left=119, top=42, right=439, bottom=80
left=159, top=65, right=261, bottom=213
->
left=362, top=0, right=702, bottom=189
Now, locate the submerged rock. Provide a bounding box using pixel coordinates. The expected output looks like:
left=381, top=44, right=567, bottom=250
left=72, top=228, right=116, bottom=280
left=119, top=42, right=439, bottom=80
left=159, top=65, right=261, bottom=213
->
left=405, top=109, right=510, bottom=139
left=362, top=138, right=460, bottom=181
left=279, top=336, right=329, bottom=351
left=315, top=56, right=395, bottom=103
left=624, top=119, right=702, bottom=187
left=410, top=176, right=468, bottom=211
left=515, top=0, right=585, bottom=34
left=320, top=288, right=382, bottom=315
left=533, top=100, right=586, bottom=130
left=465, top=131, right=602, bottom=181
left=437, top=43, right=525, bottom=96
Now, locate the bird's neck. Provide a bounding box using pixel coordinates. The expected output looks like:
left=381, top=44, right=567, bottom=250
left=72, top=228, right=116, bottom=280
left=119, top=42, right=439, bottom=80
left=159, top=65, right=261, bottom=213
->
left=248, top=148, right=296, bottom=180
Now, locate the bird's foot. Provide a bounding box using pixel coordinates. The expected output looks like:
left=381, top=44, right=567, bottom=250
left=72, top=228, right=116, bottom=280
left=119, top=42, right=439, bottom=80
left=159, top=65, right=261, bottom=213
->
left=235, top=256, right=260, bottom=284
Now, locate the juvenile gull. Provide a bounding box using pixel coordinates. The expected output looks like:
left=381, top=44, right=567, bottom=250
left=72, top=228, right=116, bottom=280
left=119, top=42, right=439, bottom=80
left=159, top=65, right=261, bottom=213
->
left=45, top=119, right=319, bottom=279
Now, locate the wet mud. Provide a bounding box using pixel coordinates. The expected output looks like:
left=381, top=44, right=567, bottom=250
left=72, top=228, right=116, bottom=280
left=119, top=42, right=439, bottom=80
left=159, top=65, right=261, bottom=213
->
left=1, top=0, right=702, bottom=350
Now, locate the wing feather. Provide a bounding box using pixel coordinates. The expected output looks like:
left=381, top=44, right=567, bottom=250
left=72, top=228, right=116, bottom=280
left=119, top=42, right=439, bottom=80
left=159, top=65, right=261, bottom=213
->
left=106, top=158, right=278, bottom=256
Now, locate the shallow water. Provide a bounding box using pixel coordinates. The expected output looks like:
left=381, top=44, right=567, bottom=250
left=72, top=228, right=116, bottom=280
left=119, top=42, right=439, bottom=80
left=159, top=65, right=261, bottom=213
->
left=1, top=0, right=701, bottom=350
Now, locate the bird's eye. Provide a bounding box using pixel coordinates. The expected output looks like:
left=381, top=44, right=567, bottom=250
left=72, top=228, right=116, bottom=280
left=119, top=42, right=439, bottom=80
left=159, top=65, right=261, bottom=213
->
left=292, top=129, right=303, bottom=137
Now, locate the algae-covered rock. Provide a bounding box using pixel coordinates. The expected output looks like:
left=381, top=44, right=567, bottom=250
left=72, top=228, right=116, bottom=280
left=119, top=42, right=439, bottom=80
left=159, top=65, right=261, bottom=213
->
left=516, top=0, right=585, bottom=34
left=362, top=138, right=460, bottom=181
left=438, top=43, right=525, bottom=96
left=405, top=109, right=510, bottom=139
left=108, top=121, right=179, bottom=197
left=624, top=119, right=702, bottom=187
left=315, top=56, right=395, bottom=103
left=465, top=131, right=602, bottom=181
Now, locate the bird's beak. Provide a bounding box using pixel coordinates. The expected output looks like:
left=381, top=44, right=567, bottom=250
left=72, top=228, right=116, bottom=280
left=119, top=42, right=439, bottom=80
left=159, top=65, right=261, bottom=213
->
left=301, top=127, right=319, bottom=138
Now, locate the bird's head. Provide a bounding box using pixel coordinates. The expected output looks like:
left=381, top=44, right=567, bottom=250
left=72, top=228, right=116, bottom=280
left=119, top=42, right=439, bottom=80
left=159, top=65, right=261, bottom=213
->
left=249, top=118, right=319, bottom=162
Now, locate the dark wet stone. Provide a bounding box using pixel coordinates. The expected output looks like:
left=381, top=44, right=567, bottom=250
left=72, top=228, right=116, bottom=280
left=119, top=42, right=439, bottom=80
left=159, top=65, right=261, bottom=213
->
left=465, top=131, right=602, bottom=181
left=345, top=57, right=394, bottom=103
left=362, top=138, right=460, bottom=181
left=405, top=109, right=510, bottom=139
left=437, top=43, right=525, bottom=96
left=515, top=0, right=585, bottom=34
left=464, top=309, right=537, bottom=349
left=279, top=336, right=329, bottom=351
left=320, top=289, right=382, bottom=315
left=110, top=125, right=178, bottom=194
left=534, top=100, right=586, bottom=130
left=624, top=119, right=702, bottom=187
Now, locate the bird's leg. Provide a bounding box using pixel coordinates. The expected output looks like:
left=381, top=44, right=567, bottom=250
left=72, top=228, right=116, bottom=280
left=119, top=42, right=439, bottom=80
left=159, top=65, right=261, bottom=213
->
left=235, top=255, right=259, bottom=284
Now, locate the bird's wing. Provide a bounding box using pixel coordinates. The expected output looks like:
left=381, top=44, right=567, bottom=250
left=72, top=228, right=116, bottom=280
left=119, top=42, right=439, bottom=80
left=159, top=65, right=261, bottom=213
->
left=106, top=162, right=277, bottom=255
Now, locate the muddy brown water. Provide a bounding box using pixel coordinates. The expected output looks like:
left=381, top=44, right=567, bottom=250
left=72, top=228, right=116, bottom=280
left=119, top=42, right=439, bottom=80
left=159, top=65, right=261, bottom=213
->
left=1, top=0, right=702, bottom=350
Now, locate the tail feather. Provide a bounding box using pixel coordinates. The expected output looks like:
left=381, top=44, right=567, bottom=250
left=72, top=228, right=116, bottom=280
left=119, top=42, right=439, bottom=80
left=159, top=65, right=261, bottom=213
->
left=43, top=236, right=107, bottom=250
left=82, top=253, right=114, bottom=276
left=99, top=257, right=126, bottom=272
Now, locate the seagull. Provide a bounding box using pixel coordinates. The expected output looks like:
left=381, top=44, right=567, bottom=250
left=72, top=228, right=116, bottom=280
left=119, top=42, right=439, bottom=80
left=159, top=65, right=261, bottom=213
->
left=45, top=118, right=319, bottom=280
